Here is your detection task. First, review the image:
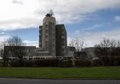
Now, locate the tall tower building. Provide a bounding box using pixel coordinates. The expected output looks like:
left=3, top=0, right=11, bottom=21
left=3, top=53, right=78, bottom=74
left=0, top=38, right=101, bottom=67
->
left=39, top=12, right=67, bottom=58
left=39, top=13, right=56, bottom=56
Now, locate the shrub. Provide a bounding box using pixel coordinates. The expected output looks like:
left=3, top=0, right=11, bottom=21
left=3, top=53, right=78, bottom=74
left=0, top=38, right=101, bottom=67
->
left=10, top=59, right=58, bottom=67
left=0, top=60, right=3, bottom=67
left=57, top=59, right=72, bottom=67
left=113, top=57, right=120, bottom=66
left=33, top=59, right=58, bottom=67
left=75, top=60, right=91, bottom=67
left=92, top=59, right=103, bottom=66
left=23, top=60, right=33, bottom=67
left=10, top=60, right=23, bottom=67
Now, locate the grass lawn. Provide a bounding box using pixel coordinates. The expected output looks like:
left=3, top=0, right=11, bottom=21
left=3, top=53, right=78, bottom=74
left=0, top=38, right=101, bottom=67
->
left=0, top=67, right=120, bottom=79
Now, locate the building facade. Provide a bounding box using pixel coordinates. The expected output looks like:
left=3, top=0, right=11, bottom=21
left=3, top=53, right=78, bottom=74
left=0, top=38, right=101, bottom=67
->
left=56, top=24, right=67, bottom=57
left=39, top=13, right=56, bottom=56
left=3, top=46, right=36, bottom=60
left=39, top=13, right=67, bottom=58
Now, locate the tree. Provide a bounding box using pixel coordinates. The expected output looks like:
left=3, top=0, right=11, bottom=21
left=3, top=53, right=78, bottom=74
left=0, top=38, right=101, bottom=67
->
left=68, top=37, right=89, bottom=63
left=94, top=38, right=120, bottom=66
left=0, top=41, right=8, bottom=66
left=6, top=36, right=24, bottom=46
left=3, top=36, right=26, bottom=66
left=69, top=37, right=85, bottom=52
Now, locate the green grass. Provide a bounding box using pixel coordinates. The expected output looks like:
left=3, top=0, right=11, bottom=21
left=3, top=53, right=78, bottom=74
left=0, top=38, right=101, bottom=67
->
left=0, top=67, right=120, bottom=79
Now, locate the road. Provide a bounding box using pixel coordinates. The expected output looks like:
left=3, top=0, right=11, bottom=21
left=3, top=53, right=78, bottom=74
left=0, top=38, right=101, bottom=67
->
left=0, top=78, right=120, bottom=84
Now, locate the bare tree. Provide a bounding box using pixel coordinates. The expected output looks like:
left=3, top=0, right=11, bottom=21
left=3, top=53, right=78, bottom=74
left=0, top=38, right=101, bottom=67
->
left=69, top=37, right=85, bottom=52
left=3, top=36, right=26, bottom=66
left=6, top=36, right=24, bottom=46
left=95, top=38, right=120, bottom=66
left=0, top=41, right=8, bottom=66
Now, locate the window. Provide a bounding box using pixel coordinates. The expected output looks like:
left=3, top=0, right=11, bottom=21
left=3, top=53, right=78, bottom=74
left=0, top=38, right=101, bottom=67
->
left=62, top=46, right=65, bottom=48
left=61, top=36, right=65, bottom=39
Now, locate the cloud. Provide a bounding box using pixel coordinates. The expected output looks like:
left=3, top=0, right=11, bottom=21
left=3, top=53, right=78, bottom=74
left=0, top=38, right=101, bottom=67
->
left=0, top=0, right=120, bottom=30
left=12, top=0, right=23, bottom=5
left=0, top=32, right=8, bottom=35
left=23, top=40, right=39, bottom=47
left=0, top=18, right=40, bottom=31
left=114, top=16, right=120, bottom=21
left=82, top=24, right=102, bottom=31
left=0, top=35, right=10, bottom=42
left=70, top=28, right=120, bottom=47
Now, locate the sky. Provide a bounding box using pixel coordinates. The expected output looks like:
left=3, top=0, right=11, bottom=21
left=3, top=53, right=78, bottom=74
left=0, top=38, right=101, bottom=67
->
left=0, top=0, right=120, bottom=48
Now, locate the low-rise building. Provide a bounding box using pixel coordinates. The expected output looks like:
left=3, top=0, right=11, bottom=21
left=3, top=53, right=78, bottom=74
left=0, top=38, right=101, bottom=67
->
left=67, top=46, right=76, bottom=58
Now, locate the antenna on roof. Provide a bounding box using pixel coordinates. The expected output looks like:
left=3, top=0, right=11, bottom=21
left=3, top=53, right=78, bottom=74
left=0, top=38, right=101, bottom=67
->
left=46, top=10, right=54, bottom=17
left=49, top=9, right=53, bottom=16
